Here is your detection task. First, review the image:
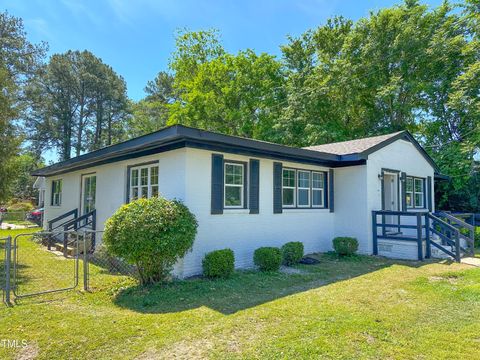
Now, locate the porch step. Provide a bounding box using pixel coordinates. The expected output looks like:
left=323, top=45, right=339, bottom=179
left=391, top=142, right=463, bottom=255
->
left=430, top=246, right=454, bottom=259
left=429, top=239, right=464, bottom=260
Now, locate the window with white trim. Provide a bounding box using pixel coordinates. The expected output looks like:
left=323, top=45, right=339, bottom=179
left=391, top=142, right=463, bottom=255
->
left=130, top=164, right=159, bottom=201
left=282, top=169, right=296, bottom=207
left=414, top=178, right=424, bottom=208
left=312, top=172, right=325, bottom=207
left=282, top=168, right=328, bottom=209
left=224, top=162, right=244, bottom=208
left=297, top=170, right=310, bottom=207
left=406, top=176, right=424, bottom=208
left=406, top=177, right=413, bottom=208
left=51, top=179, right=62, bottom=206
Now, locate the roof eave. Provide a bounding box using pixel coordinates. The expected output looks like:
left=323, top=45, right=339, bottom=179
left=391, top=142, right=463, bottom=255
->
left=31, top=125, right=352, bottom=177
left=360, top=131, right=441, bottom=173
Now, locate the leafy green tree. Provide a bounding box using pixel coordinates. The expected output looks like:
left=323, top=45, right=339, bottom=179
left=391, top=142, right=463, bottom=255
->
left=10, top=152, right=44, bottom=201
left=0, top=11, right=46, bottom=202
left=27, top=50, right=129, bottom=160
left=167, top=30, right=286, bottom=139
left=127, top=72, right=175, bottom=137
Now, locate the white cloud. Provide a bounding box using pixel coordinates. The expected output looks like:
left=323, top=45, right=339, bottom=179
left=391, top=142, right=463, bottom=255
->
left=24, top=17, right=52, bottom=41
left=60, top=0, right=102, bottom=26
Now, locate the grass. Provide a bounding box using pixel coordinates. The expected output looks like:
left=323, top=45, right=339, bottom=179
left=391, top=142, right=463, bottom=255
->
left=1, top=220, right=37, bottom=226
left=0, top=228, right=480, bottom=359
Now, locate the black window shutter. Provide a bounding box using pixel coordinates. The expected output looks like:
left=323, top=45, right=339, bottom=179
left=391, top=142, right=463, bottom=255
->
left=273, top=162, right=282, bottom=214
left=401, top=172, right=407, bottom=211
left=249, top=159, right=260, bottom=214
left=51, top=180, right=55, bottom=206
left=329, top=169, right=334, bottom=212
left=211, top=154, right=224, bottom=214
left=427, top=176, right=432, bottom=212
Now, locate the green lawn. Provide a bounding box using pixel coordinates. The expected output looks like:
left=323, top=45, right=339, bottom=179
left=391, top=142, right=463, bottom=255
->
left=1, top=228, right=480, bottom=359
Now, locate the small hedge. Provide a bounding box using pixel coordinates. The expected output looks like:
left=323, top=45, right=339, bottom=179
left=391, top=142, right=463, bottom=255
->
left=202, top=249, right=235, bottom=279
left=253, top=247, right=282, bottom=271
left=333, top=237, right=358, bottom=256
left=281, top=242, right=304, bottom=265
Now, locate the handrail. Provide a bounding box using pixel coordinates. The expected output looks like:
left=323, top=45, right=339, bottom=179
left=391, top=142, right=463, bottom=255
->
left=48, top=208, right=78, bottom=230
left=62, top=210, right=96, bottom=231
left=436, top=212, right=475, bottom=230
left=428, top=213, right=459, bottom=233
left=372, top=209, right=474, bottom=263
left=61, top=210, right=96, bottom=256
left=373, top=210, right=429, bottom=216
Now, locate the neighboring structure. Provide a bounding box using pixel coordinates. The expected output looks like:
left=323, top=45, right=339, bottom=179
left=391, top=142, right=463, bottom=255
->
left=33, top=176, right=46, bottom=208
left=32, top=125, right=472, bottom=278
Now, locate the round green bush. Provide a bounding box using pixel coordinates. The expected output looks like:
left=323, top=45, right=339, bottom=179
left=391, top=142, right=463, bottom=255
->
left=332, top=237, right=358, bottom=256
left=253, top=247, right=282, bottom=272
left=202, top=249, right=235, bottom=279
left=281, top=241, right=304, bottom=265
left=103, top=197, right=198, bottom=284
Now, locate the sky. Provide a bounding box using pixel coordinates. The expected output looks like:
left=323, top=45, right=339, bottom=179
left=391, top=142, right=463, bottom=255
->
left=4, top=0, right=444, bottom=102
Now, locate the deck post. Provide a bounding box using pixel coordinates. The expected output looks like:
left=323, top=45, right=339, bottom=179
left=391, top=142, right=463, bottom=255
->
left=416, top=212, right=423, bottom=261
left=425, top=214, right=431, bottom=259
left=469, top=215, right=475, bottom=256
left=455, top=231, right=461, bottom=262
left=372, top=211, right=378, bottom=255
left=381, top=214, right=386, bottom=236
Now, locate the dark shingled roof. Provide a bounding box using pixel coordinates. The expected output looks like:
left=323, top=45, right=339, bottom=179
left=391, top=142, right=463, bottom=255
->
left=32, top=126, right=441, bottom=177
left=304, top=131, right=404, bottom=156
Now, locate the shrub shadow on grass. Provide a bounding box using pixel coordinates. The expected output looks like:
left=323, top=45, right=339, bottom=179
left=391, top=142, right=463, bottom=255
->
left=113, top=253, right=435, bottom=315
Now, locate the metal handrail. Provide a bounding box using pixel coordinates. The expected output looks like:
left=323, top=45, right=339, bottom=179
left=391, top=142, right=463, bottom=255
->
left=62, top=210, right=96, bottom=231
left=48, top=208, right=78, bottom=231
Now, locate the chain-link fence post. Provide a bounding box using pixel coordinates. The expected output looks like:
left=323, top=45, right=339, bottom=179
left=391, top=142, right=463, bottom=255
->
left=5, top=236, right=12, bottom=305
left=83, top=231, right=89, bottom=291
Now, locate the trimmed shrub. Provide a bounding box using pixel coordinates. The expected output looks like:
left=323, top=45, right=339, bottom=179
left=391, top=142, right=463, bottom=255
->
left=333, top=237, right=358, bottom=256
left=253, top=247, right=282, bottom=271
left=202, top=249, right=235, bottom=279
left=103, top=197, right=198, bottom=284
left=281, top=241, right=304, bottom=265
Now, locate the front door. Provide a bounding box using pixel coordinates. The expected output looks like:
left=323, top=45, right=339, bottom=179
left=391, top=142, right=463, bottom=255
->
left=81, top=174, right=96, bottom=215
left=383, top=173, right=399, bottom=232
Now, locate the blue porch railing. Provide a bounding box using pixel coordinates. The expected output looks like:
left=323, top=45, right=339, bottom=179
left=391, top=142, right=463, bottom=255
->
left=372, top=210, right=475, bottom=262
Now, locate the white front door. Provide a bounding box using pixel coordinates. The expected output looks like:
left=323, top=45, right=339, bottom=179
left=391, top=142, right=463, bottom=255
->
left=81, top=174, right=96, bottom=215
left=383, top=173, right=399, bottom=232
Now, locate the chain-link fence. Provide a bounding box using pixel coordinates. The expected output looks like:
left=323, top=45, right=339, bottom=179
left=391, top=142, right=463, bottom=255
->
left=1, top=236, right=9, bottom=304
left=13, top=231, right=79, bottom=298
left=81, top=230, right=138, bottom=292
left=1, top=229, right=138, bottom=304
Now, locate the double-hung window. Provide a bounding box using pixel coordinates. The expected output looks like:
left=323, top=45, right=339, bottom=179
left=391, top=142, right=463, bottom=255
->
left=224, top=162, right=244, bottom=208
left=414, top=178, right=424, bottom=208
left=312, top=172, right=325, bottom=207
left=406, top=176, right=424, bottom=208
left=51, top=179, right=62, bottom=206
left=282, top=169, right=296, bottom=207
left=406, top=177, right=414, bottom=208
left=129, top=164, right=159, bottom=201
left=297, top=171, right=310, bottom=207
